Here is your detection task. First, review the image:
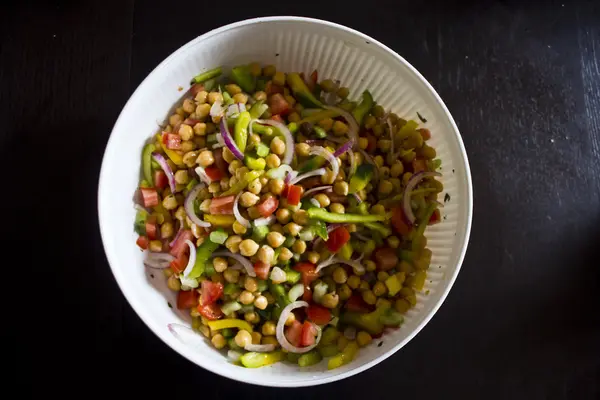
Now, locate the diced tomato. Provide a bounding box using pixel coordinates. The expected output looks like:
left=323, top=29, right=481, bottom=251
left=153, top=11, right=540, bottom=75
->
left=418, top=128, right=431, bottom=140
left=306, top=305, right=332, bottom=325
left=308, top=70, right=318, bottom=91
left=269, top=93, right=290, bottom=115
left=271, top=114, right=284, bottom=123
left=345, top=294, right=373, bottom=313
left=300, top=321, right=318, bottom=347
left=213, top=148, right=228, bottom=175
left=286, top=184, right=302, bottom=206
left=136, top=236, right=149, bottom=250
left=200, top=281, right=223, bottom=306
left=204, top=165, right=224, bottom=182
left=189, top=83, right=204, bottom=96
left=293, top=262, right=320, bottom=286
left=265, top=81, right=284, bottom=95
left=169, top=229, right=194, bottom=257
left=366, top=134, right=377, bottom=153
left=285, top=320, right=303, bottom=347
left=302, top=287, right=313, bottom=302
left=177, top=289, right=198, bottom=310
left=209, top=195, right=235, bottom=215
left=166, top=133, right=182, bottom=150
left=326, top=226, right=350, bottom=253
left=169, top=253, right=188, bottom=274
left=429, top=209, right=441, bottom=225
left=140, top=188, right=159, bottom=207
left=391, top=207, right=411, bottom=236
left=197, top=303, right=223, bottom=320
left=257, top=197, right=279, bottom=217
left=281, top=184, right=289, bottom=198
left=145, top=221, right=158, bottom=240
left=154, top=170, right=168, bottom=190
left=254, top=261, right=271, bottom=280
left=412, top=159, right=427, bottom=173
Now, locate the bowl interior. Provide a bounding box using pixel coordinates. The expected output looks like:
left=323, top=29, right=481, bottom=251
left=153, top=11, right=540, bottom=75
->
left=98, top=17, right=472, bottom=387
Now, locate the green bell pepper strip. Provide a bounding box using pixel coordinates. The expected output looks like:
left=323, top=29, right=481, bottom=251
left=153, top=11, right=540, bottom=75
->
left=134, top=209, right=148, bottom=235
left=209, top=229, right=229, bottom=244
left=255, top=143, right=270, bottom=158
left=397, top=120, right=419, bottom=139
left=251, top=224, right=269, bottom=242
left=187, top=239, right=220, bottom=280
left=320, top=327, right=340, bottom=345
left=220, top=301, right=242, bottom=316
left=269, top=282, right=290, bottom=309
left=298, top=351, right=322, bottom=367
left=352, top=90, right=374, bottom=126
left=231, top=65, right=256, bottom=93
left=398, top=249, right=416, bottom=263
left=411, top=203, right=437, bottom=251
left=234, top=111, right=251, bottom=152
left=241, top=351, right=284, bottom=368
left=221, top=328, right=235, bottom=338
left=287, top=352, right=301, bottom=364
left=299, top=109, right=339, bottom=124
left=364, top=222, right=392, bottom=237
left=298, top=155, right=326, bottom=173
left=249, top=101, right=269, bottom=119
left=348, top=164, right=374, bottom=194
left=251, top=123, right=273, bottom=136
left=228, top=338, right=243, bottom=352
left=284, top=269, right=301, bottom=284
left=191, top=66, right=222, bottom=84
left=208, top=318, right=253, bottom=333
left=245, top=155, right=266, bottom=171
left=184, top=178, right=199, bottom=196
left=142, top=143, right=156, bottom=185
left=318, top=344, right=339, bottom=358
left=223, top=283, right=238, bottom=296
left=220, top=170, right=262, bottom=197
left=313, top=126, right=327, bottom=139
left=287, top=122, right=298, bottom=134
left=286, top=73, right=323, bottom=108
left=307, top=208, right=387, bottom=223
left=327, top=342, right=359, bottom=370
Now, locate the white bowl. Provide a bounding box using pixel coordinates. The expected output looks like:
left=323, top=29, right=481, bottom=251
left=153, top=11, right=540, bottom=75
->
left=98, top=16, right=473, bottom=387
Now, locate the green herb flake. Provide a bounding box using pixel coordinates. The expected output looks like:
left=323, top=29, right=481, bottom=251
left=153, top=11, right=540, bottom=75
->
left=444, top=193, right=451, bottom=203
left=167, top=302, right=173, bottom=309
left=417, top=112, right=428, bottom=123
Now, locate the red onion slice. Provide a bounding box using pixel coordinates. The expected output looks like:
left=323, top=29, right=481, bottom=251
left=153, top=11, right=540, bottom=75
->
left=254, top=119, right=294, bottom=165
left=184, top=183, right=211, bottom=228
left=344, top=326, right=357, bottom=340
left=302, top=185, right=333, bottom=198
left=290, top=168, right=325, bottom=185
left=152, top=153, right=177, bottom=193
left=211, top=251, right=256, bottom=277
left=233, top=191, right=250, bottom=228
left=194, top=166, right=212, bottom=185
left=266, top=164, right=294, bottom=180
left=244, top=343, right=276, bottom=352
left=347, top=149, right=356, bottom=177
left=309, top=198, right=321, bottom=208
left=210, top=100, right=224, bottom=119
left=225, top=103, right=246, bottom=118
left=182, top=240, right=197, bottom=277
left=352, top=192, right=362, bottom=204
left=169, top=224, right=184, bottom=247
left=285, top=170, right=298, bottom=184
left=219, top=118, right=244, bottom=160
left=326, top=223, right=347, bottom=233
left=276, top=301, right=322, bottom=353
left=333, top=140, right=353, bottom=157
left=323, top=106, right=359, bottom=148
left=402, top=171, right=442, bottom=225
left=315, top=255, right=365, bottom=275
left=144, top=252, right=175, bottom=269
left=228, top=350, right=242, bottom=362
left=253, top=215, right=275, bottom=227
left=309, top=146, right=339, bottom=180
left=315, top=254, right=336, bottom=273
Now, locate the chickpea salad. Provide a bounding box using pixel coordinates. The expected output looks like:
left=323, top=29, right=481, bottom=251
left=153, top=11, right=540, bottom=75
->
left=134, top=63, right=444, bottom=369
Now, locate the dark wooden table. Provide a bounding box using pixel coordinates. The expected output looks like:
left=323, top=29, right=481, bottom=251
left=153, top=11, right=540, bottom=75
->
left=7, top=0, right=599, bottom=398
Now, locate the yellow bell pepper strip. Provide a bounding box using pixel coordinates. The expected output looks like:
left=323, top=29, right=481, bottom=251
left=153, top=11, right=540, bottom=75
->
left=327, top=341, right=359, bottom=370
left=384, top=273, right=403, bottom=296
left=234, top=111, right=251, bottom=152
left=191, top=66, right=222, bottom=84
left=157, top=133, right=184, bottom=167
left=203, top=214, right=236, bottom=227
left=352, top=91, right=374, bottom=126
left=240, top=351, right=284, bottom=368
left=339, top=242, right=353, bottom=260
left=412, top=270, right=427, bottom=291
left=286, top=73, right=324, bottom=108
left=142, top=143, right=156, bottom=185
left=219, top=170, right=263, bottom=197
left=307, top=208, right=387, bottom=223
left=207, top=318, right=253, bottom=333
left=397, top=120, right=419, bottom=140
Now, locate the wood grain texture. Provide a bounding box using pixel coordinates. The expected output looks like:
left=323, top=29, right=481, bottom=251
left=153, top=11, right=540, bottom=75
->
left=6, top=0, right=600, bottom=398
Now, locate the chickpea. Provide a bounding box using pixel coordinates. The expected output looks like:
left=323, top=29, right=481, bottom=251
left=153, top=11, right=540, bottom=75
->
left=390, top=162, right=404, bottom=178
left=250, top=332, right=262, bottom=345
left=195, top=103, right=211, bottom=119
left=264, top=292, right=275, bottom=305
left=318, top=117, right=334, bottom=131
left=207, top=91, right=223, bottom=105
left=295, top=143, right=311, bottom=157
left=181, top=140, right=195, bottom=153
left=359, top=281, right=370, bottom=291
left=321, top=168, right=336, bottom=185
left=162, top=194, right=177, bottom=210
left=314, top=193, right=330, bottom=207
left=238, top=191, right=259, bottom=208
left=169, top=114, right=183, bottom=126
left=306, top=251, right=320, bottom=264
left=285, top=222, right=302, bottom=236
left=362, top=290, right=377, bottom=305
left=243, top=277, right=258, bottom=293
left=159, top=221, right=173, bottom=239
left=173, top=170, right=189, bottom=185
left=373, top=281, right=387, bottom=297
left=285, top=312, right=296, bottom=326
left=167, top=275, right=181, bottom=291
left=269, top=178, right=285, bottom=195
left=253, top=91, right=267, bottom=102
left=337, top=283, right=352, bottom=300
left=247, top=178, right=262, bottom=195
left=377, top=271, right=390, bottom=282
left=235, top=166, right=250, bottom=181
left=225, top=84, right=242, bottom=95
left=378, top=180, right=393, bottom=195
left=238, top=239, right=258, bottom=256
left=321, top=293, right=340, bottom=309
left=402, top=172, right=413, bottom=185
left=330, top=203, right=345, bottom=214
left=225, top=235, right=242, bottom=253
left=223, top=268, right=240, bottom=283
left=211, top=333, right=226, bottom=349
left=266, top=231, right=285, bottom=248
left=387, top=236, right=400, bottom=249
left=358, top=137, right=369, bottom=150
left=337, top=87, right=350, bottom=99
left=234, top=329, right=252, bottom=347
left=257, top=245, right=275, bottom=264
left=332, top=121, right=349, bottom=136
left=356, top=331, right=373, bottom=347
left=195, top=90, right=208, bottom=104
left=254, top=295, right=268, bottom=310
left=208, top=182, right=220, bottom=194
left=292, top=240, right=307, bottom=255
left=232, top=93, right=248, bottom=104
left=265, top=154, right=280, bottom=169
left=288, top=112, right=301, bottom=123
left=270, top=223, right=284, bottom=234
left=239, top=290, right=256, bottom=306
left=270, top=137, right=285, bottom=155
left=279, top=247, right=293, bottom=261
left=332, top=267, right=348, bottom=284
left=181, top=151, right=198, bottom=168
left=262, top=321, right=276, bottom=336
left=347, top=275, right=361, bottom=289
left=276, top=208, right=291, bottom=224
left=333, top=181, right=349, bottom=196
left=212, top=257, right=228, bottom=273
left=273, top=71, right=286, bottom=86
left=196, top=150, right=214, bottom=168
left=246, top=206, right=261, bottom=220
left=371, top=204, right=386, bottom=215
left=395, top=298, right=411, bottom=313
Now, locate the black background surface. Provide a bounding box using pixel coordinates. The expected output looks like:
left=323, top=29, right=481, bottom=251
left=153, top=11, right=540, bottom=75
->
left=5, top=0, right=600, bottom=398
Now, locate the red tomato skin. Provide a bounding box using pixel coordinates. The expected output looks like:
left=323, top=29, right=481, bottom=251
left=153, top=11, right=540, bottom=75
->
left=154, top=170, right=168, bottom=190
left=286, top=184, right=302, bottom=206
left=326, top=227, right=350, bottom=252
left=257, top=197, right=279, bottom=217
left=345, top=294, right=374, bottom=313
left=177, top=290, right=198, bottom=309
left=140, top=188, right=159, bottom=208
left=209, top=195, right=235, bottom=215
left=429, top=209, right=441, bottom=225
left=145, top=222, right=158, bottom=240
left=306, top=305, right=332, bottom=325
left=169, top=253, right=188, bottom=274
left=136, top=236, right=149, bottom=250
left=300, top=321, right=317, bottom=347
left=391, top=207, right=411, bottom=236
left=200, top=281, right=224, bottom=306
left=204, top=166, right=223, bottom=181
left=197, top=303, right=223, bottom=320
left=166, top=133, right=182, bottom=150
left=268, top=94, right=290, bottom=115
left=169, top=230, right=194, bottom=257
left=254, top=262, right=271, bottom=280
left=285, top=320, right=303, bottom=347
left=294, top=262, right=319, bottom=286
